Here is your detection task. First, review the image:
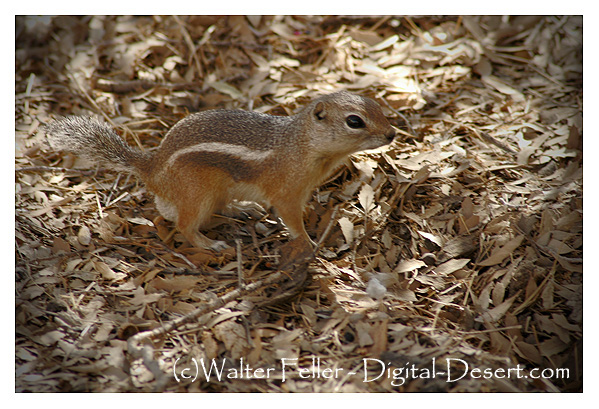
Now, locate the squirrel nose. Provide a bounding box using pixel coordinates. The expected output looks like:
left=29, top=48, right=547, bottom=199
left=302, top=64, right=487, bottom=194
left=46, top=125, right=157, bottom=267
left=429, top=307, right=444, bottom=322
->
left=385, top=127, right=397, bottom=142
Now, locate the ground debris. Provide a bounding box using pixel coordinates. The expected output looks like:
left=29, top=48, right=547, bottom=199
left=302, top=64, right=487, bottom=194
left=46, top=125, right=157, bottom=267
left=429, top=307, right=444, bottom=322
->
left=16, top=15, right=582, bottom=392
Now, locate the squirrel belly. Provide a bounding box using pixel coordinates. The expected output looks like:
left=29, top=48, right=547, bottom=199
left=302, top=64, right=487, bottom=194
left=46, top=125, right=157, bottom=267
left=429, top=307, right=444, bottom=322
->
left=46, top=91, right=397, bottom=251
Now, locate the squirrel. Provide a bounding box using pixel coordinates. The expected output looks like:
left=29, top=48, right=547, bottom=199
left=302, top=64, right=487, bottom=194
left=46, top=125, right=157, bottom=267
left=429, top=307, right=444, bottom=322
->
left=45, top=91, right=396, bottom=252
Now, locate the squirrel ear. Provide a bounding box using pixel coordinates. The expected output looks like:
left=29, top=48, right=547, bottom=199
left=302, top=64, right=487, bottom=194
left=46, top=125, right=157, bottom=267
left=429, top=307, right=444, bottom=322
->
left=313, top=102, right=326, bottom=120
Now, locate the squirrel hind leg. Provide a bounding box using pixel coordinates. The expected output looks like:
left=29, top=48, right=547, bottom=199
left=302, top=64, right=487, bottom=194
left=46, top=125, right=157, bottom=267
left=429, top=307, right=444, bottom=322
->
left=175, top=201, right=230, bottom=251
left=155, top=196, right=228, bottom=250
left=186, top=230, right=230, bottom=251
left=177, top=215, right=230, bottom=251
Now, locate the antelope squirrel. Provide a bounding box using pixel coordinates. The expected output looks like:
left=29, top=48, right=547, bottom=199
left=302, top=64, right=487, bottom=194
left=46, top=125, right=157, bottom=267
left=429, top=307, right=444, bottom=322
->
left=46, top=91, right=396, bottom=251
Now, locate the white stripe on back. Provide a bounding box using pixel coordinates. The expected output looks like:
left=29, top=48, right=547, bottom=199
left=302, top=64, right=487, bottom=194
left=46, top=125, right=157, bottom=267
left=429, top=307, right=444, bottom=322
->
left=166, top=142, right=274, bottom=168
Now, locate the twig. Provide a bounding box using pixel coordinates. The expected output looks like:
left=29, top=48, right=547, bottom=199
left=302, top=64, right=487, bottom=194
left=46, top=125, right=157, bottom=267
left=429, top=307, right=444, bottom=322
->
left=104, top=173, right=122, bottom=207
left=24, top=73, right=36, bottom=113
left=456, top=325, right=523, bottom=336
left=512, top=260, right=556, bottom=316
left=16, top=165, right=97, bottom=175
left=472, top=128, right=517, bottom=155
left=236, top=239, right=245, bottom=288
left=314, top=205, right=340, bottom=251
left=156, top=242, right=199, bottom=270
left=379, top=97, right=416, bottom=137
left=67, top=72, right=114, bottom=126
left=105, top=191, right=130, bottom=208
left=95, top=192, right=104, bottom=220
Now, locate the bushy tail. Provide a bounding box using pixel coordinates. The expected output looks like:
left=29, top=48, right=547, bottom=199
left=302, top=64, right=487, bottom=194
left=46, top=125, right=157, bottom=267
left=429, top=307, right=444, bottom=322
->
left=45, top=116, right=150, bottom=174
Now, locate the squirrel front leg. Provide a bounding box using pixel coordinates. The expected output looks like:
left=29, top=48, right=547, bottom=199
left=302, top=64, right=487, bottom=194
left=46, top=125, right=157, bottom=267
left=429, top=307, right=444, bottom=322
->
left=269, top=199, right=308, bottom=242
left=269, top=200, right=315, bottom=268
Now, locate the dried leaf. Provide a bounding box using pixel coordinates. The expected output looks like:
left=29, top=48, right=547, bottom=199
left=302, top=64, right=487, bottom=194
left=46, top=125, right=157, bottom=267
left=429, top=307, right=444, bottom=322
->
left=52, top=237, right=71, bottom=254
left=15, top=15, right=582, bottom=393
left=514, top=341, right=543, bottom=364
left=394, top=289, right=417, bottom=302
left=538, top=336, right=569, bottom=357
left=77, top=225, right=92, bottom=246
left=370, top=34, right=399, bottom=51
left=394, top=259, right=426, bottom=273
left=358, top=183, right=375, bottom=212
left=418, top=231, right=443, bottom=247
left=355, top=321, right=374, bottom=347
left=213, top=320, right=250, bottom=360
left=93, top=261, right=116, bottom=280
left=435, top=258, right=470, bottom=275
left=492, top=281, right=506, bottom=306
left=478, top=236, right=524, bottom=266
left=149, top=276, right=201, bottom=293
left=338, top=217, right=354, bottom=245
left=476, top=293, right=519, bottom=323
left=38, top=330, right=65, bottom=346
left=541, top=279, right=554, bottom=309
left=366, top=277, right=387, bottom=300
left=207, top=80, right=244, bottom=100
left=482, top=75, right=525, bottom=101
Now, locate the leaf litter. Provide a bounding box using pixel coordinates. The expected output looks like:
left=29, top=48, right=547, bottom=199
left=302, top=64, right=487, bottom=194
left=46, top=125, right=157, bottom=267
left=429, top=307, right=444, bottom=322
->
left=16, top=15, right=581, bottom=392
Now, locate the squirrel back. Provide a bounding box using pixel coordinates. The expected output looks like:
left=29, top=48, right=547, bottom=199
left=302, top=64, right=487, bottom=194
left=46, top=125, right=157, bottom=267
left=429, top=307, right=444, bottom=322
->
left=46, top=91, right=396, bottom=251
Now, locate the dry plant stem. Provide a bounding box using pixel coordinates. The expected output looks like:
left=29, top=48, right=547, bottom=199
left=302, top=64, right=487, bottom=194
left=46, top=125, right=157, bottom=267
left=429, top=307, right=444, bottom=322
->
left=104, top=173, right=121, bottom=206
left=457, top=324, right=522, bottom=337
left=315, top=205, right=340, bottom=249
left=16, top=165, right=97, bottom=175
left=404, top=16, right=423, bottom=37
left=236, top=238, right=244, bottom=288
left=370, top=16, right=391, bottom=32
left=314, top=25, right=346, bottom=68
left=94, top=78, right=203, bottom=93
left=68, top=73, right=113, bottom=125
left=470, top=127, right=517, bottom=154
left=379, top=97, right=416, bottom=137
left=172, top=15, right=204, bottom=78
left=156, top=242, right=198, bottom=270
left=106, top=191, right=129, bottom=208
left=512, top=260, right=556, bottom=315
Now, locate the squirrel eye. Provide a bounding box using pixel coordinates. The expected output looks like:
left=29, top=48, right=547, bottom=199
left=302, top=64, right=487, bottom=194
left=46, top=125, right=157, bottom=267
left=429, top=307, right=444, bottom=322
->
left=346, top=115, right=366, bottom=129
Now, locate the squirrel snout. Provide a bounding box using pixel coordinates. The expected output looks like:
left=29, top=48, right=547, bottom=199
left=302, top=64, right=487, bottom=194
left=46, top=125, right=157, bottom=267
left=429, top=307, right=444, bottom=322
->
left=385, top=127, right=397, bottom=143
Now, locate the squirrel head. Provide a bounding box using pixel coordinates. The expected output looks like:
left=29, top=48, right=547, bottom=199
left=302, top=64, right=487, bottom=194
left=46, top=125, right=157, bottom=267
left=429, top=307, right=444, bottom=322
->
left=305, top=91, right=396, bottom=156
